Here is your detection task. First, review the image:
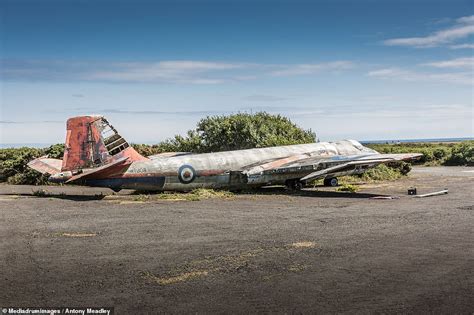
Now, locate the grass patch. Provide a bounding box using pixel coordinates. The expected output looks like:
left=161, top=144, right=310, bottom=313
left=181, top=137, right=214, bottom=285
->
left=32, top=188, right=50, bottom=197
left=133, top=194, right=150, bottom=202
left=291, top=241, right=316, bottom=248
left=191, top=188, right=234, bottom=199
left=141, top=241, right=319, bottom=286
left=60, top=232, right=97, bottom=238
left=49, top=232, right=98, bottom=238
left=133, top=188, right=233, bottom=202
left=142, top=270, right=209, bottom=285
left=288, top=264, right=308, bottom=272
left=336, top=184, right=360, bottom=193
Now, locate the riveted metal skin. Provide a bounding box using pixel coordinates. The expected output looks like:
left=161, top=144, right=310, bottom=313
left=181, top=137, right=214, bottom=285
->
left=27, top=116, right=422, bottom=192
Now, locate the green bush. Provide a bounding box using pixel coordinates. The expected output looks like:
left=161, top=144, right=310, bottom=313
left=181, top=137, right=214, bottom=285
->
left=445, top=142, right=474, bottom=166
left=196, top=112, right=316, bottom=152
left=132, top=112, right=316, bottom=155
left=366, top=141, right=473, bottom=165
left=387, top=161, right=412, bottom=175
left=152, top=112, right=316, bottom=153
left=0, top=144, right=65, bottom=185
left=360, top=164, right=403, bottom=181
left=131, top=144, right=164, bottom=156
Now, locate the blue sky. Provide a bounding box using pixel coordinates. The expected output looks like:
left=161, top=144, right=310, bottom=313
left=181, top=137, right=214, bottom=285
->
left=1, top=0, right=473, bottom=145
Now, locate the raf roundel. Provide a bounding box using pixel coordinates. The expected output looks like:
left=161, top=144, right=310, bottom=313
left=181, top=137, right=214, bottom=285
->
left=178, top=164, right=196, bottom=184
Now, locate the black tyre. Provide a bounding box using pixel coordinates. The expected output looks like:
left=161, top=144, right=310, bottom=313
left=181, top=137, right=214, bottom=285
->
left=285, top=179, right=303, bottom=190
left=324, top=177, right=338, bottom=187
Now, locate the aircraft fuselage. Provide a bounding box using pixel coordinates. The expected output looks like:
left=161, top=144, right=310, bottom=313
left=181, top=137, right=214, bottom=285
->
left=80, top=140, right=374, bottom=191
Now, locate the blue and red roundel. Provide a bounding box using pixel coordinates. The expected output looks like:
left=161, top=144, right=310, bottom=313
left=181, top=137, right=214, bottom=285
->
left=178, top=164, right=196, bottom=184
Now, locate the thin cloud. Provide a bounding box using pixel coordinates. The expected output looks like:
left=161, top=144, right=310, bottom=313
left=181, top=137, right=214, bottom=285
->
left=89, top=60, right=247, bottom=84
left=422, top=57, right=474, bottom=69
left=457, top=15, right=474, bottom=24
left=242, top=94, right=289, bottom=102
left=0, top=59, right=355, bottom=84
left=0, top=120, right=63, bottom=124
left=368, top=68, right=472, bottom=85
left=269, top=61, right=354, bottom=76
left=449, top=43, right=474, bottom=49
left=383, top=15, right=474, bottom=48
left=100, top=108, right=224, bottom=116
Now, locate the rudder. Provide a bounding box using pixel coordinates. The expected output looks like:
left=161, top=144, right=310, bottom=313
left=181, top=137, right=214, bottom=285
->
left=61, top=115, right=146, bottom=171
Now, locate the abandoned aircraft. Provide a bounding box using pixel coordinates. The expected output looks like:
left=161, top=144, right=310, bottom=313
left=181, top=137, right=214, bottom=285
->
left=28, top=115, right=422, bottom=191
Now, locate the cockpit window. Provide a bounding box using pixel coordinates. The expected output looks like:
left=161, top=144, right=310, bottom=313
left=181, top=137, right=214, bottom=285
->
left=348, top=139, right=377, bottom=154
left=348, top=139, right=364, bottom=150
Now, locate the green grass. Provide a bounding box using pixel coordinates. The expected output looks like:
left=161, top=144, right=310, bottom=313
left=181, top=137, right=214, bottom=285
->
left=133, top=188, right=234, bottom=202
left=336, top=184, right=359, bottom=193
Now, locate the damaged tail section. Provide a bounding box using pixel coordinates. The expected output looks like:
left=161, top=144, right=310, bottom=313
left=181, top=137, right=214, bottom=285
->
left=28, top=115, right=147, bottom=183
left=62, top=115, right=146, bottom=171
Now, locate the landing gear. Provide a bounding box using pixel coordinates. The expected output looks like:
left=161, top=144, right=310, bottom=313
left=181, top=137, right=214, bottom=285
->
left=323, top=177, right=338, bottom=187
left=285, top=179, right=303, bottom=191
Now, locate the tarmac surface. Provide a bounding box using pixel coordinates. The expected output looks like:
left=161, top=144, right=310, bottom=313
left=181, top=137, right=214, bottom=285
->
left=1, top=166, right=473, bottom=313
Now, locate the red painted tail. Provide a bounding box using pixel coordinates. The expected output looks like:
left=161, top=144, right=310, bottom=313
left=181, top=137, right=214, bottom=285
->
left=61, top=116, right=146, bottom=172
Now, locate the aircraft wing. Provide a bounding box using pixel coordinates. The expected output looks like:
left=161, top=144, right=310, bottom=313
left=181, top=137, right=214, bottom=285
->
left=27, top=157, right=62, bottom=175
left=243, top=153, right=422, bottom=183
left=66, top=157, right=130, bottom=183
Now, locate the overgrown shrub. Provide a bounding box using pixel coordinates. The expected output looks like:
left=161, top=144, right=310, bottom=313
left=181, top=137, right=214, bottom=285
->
left=0, top=144, right=65, bottom=185
left=366, top=141, right=473, bottom=165
left=445, top=142, right=474, bottom=166
left=144, top=112, right=316, bottom=153
left=132, top=112, right=316, bottom=155
left=360, top=164, right=403, bottom=181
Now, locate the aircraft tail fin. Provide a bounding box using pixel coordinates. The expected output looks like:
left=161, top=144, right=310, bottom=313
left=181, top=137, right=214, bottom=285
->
left=61, top=116, right=146, bottom=172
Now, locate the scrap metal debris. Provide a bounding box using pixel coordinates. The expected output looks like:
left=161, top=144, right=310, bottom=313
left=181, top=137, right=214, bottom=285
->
left=370, top=196, right=400, bottom=200
left=413, top=189, right=449, bottom=198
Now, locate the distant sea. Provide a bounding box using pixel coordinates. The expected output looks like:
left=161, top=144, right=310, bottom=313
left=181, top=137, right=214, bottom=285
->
left=1, top=137, right=473, bottom=149
left=360, top=137, right=473, bottom=144
left=0, top=143, right=57, bottom=149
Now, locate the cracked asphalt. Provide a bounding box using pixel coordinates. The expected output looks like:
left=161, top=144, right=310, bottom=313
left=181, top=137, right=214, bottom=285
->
left=1, top=167, right=473, bottom=313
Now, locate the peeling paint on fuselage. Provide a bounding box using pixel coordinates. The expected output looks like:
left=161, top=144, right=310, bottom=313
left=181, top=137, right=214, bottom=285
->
left=85, top=140, right=376, bottom=191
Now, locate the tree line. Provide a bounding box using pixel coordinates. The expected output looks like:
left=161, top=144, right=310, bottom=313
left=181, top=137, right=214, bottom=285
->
left=0, top=112, right=472, bottom=185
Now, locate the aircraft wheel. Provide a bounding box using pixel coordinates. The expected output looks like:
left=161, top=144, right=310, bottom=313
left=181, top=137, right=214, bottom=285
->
left=324, top=177, right=338, bottom=187
left=285, top=179, right=303, bottom=190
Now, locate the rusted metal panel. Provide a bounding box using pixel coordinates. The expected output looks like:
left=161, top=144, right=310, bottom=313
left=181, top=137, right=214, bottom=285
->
left=65, top=156, right=130, bottom=183
left=27, top=115, right=422, bottom=192
left=62, top=116, right=106, bottom=171
left=62, top=116, right=146, bottom=172
left=27, top=157, right=62, bottom=175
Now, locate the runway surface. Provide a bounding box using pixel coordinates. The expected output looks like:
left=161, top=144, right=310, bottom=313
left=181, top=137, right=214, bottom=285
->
left=1, top=167, right=473, bottom=313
